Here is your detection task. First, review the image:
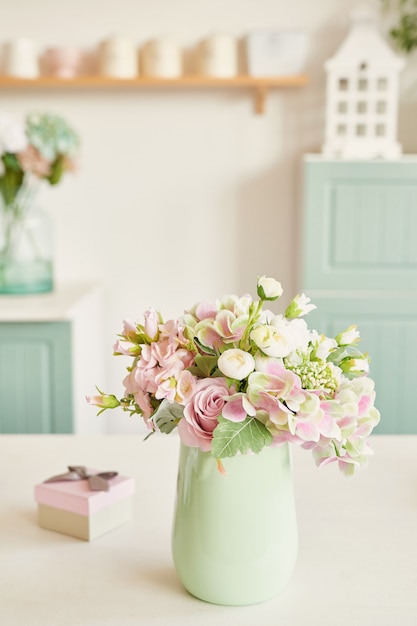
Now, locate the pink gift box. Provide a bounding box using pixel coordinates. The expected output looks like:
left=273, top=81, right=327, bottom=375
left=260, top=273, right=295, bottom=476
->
left=34, top=469, right=135, bottom=541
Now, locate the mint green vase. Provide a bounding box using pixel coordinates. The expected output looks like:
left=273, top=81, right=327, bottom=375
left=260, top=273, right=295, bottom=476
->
left=172, top=442, right=298, bottom=606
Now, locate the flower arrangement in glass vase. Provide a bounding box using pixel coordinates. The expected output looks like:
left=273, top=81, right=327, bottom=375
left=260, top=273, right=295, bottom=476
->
left=88, top=276, right=380, bottom=476
left=0, top=111, right=79, bottom=293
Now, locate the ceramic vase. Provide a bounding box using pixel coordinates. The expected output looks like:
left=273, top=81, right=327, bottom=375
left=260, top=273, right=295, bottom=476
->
left=172, top=441, right=298, bottom=606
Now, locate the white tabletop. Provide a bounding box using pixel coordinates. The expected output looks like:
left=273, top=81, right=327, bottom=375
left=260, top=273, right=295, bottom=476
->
left=0, top=434, right=416, bottom=625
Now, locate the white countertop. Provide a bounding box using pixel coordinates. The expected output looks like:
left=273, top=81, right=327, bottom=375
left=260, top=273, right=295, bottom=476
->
left=0, top=282, right=100, bottom=321
left=0, top=434, right=416, bottom=625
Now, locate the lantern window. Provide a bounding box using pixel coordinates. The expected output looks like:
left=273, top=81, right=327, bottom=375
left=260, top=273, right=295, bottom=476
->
left=377, top=78, right=388, bottom=91
left=376, top=101, right=387, bottom=114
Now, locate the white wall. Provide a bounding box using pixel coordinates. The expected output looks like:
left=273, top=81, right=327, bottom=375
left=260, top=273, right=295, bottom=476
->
left=1, top=0, right=416, bottom=433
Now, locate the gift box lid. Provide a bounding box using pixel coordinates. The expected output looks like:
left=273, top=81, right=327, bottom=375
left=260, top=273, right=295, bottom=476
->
left=34, top=469, right=134, bottom=516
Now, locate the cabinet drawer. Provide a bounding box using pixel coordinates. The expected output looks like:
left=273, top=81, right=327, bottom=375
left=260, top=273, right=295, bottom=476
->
left=0, top=322, right=73, bottom=433
left=303, top=159, right=417, bottom=290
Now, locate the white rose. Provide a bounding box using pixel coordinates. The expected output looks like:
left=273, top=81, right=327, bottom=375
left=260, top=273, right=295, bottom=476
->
left=257, top=276, right=283, bottom=301
left=266, top=315, right=310, bottom=357
left=217, top=349, right=255, bottom=380
left=250, top=324, right=292, bottom=358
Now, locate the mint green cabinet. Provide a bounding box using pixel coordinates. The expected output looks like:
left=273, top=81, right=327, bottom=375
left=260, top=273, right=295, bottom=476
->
left=0, top=283, right=104, bottom=435
left=0, top=322, right=73, bottom=433
left=302, top=156, right=417, bottom=434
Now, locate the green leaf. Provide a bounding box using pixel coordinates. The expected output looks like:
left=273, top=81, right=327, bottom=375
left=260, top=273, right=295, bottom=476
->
left=2, top=153, right=22, bottom=171
left=47, top=156, right=64, bottom=185
left=151, top=400, right=183, bottom=434
left=211, top=415, right=273, bottom=458
left=193, top=354, right=218, bottom=377
left=0, top=159, right=24, bottom=206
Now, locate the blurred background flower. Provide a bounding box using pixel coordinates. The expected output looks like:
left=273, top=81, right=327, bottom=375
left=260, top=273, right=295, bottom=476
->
left=0, top=111, right=80, bottom=206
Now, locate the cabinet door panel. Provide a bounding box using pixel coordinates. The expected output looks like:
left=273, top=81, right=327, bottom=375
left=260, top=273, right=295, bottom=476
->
left=303, top=160, right=417, bottom=290
left=0, top=322, right=73, bottom=433
left=306, top=294, right=417, bottom=434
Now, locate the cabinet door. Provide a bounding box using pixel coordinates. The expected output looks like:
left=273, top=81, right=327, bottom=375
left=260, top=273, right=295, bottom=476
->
left=303, top=160, right=417, bottom=290
left=0, top=322, right=73, bottom=433
left=306, top=293, right=417, bottom=434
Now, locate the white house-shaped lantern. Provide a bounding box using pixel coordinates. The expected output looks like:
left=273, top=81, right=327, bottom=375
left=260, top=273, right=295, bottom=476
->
left=323, top=5, right=405, bottom=159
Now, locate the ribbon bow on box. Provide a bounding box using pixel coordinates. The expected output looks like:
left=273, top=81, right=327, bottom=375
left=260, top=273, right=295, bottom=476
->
left=44, top=465, right=118, bottom=492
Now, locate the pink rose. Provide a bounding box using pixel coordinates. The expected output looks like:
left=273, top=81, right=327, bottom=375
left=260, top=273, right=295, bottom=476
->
left=178, top=378, right=230, bottom=452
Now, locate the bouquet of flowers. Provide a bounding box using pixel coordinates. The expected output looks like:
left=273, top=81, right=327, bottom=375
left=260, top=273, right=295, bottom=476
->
left=0, top=110, right=80, bottom=204
left=88, top=277, right=380, bottom=476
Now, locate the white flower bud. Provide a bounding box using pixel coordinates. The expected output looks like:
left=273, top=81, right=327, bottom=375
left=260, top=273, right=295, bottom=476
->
left=336, top=325, right=360, bottom=346
left=257, top=276, right=283, bottom=301
left=285, top=293, right=316, bottom=319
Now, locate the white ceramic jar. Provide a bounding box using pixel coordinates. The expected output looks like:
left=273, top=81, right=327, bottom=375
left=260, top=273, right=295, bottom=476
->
left=198, top=34, right=238, bottom=78
left=98, top=36, right=138, bottom=78
left=3, top=38, right=39, bottom=78
left=141, top=36, right=182, bottom=78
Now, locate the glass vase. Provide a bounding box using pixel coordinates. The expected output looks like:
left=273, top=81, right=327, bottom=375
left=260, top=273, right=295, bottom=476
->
left=0, top=186, right=53, bottom=294
left=172, top=441, right=298, bottom=606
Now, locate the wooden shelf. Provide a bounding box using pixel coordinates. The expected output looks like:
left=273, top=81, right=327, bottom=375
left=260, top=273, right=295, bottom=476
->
left=0, top=74, right=308, bottom=114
